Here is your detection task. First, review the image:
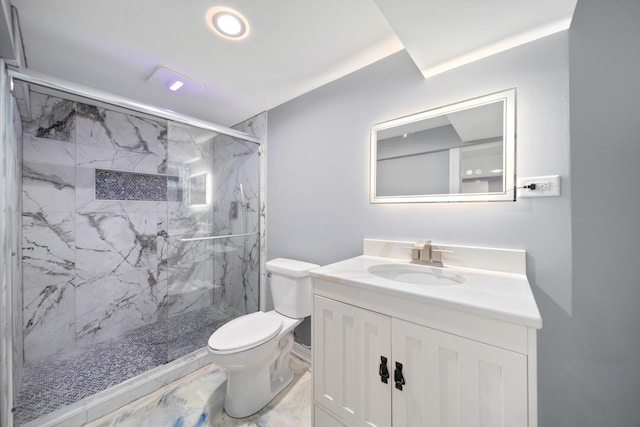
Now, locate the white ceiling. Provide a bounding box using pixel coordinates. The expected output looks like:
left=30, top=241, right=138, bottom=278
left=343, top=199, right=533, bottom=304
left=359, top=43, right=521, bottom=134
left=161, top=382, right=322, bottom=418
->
left=374, top=0, right=578, bottom=78
left=10, top=0, right=577, bottom=128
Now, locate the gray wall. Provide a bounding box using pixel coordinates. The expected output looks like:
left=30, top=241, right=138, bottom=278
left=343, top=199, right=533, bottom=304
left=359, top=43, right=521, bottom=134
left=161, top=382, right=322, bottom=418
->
left=562, top=0, right=640, bottom=426
left=268, top=31, right=571, bottom=353
left=267, top=1, right=640, bottom=425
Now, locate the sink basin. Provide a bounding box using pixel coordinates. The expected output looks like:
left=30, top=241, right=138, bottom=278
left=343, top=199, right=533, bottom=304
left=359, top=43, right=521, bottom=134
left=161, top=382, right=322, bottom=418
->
left=367, top=263, right=465, bottom=286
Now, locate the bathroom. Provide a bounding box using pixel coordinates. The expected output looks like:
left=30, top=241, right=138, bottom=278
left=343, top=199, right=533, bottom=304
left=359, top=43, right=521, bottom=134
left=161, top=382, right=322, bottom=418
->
left=1, top=0, right=639, bottom=426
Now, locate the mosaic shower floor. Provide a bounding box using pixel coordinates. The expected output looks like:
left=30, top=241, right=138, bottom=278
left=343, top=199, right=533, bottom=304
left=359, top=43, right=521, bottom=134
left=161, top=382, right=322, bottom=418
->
left=87, top=355, right=311, bottom=427
left=14, top=306, right=238, bottom=426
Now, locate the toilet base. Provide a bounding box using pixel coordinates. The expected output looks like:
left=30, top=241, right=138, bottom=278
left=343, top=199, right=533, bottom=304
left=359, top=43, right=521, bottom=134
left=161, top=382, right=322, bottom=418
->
left=223, top=334, right=296, bottom=418
left=270, top=361, right=295, bottom=399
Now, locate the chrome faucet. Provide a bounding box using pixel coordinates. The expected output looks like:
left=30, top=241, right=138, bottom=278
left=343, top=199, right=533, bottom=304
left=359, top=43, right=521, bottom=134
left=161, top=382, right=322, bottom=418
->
left=409, top=240, right=448, bottom=267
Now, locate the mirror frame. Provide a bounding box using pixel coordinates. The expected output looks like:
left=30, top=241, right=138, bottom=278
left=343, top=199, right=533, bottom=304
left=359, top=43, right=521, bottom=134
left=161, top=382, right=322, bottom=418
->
left=370, top=89, right=516, bottom=203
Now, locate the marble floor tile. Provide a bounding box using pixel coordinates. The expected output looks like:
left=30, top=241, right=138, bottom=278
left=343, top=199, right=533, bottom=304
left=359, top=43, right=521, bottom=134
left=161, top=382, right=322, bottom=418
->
left=87, top=355, right=312, bottom=427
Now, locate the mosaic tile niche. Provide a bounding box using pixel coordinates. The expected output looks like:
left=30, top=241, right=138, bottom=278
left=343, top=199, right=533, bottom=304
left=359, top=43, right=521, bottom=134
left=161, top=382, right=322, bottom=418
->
left=94, top=169, right=182, bottom=202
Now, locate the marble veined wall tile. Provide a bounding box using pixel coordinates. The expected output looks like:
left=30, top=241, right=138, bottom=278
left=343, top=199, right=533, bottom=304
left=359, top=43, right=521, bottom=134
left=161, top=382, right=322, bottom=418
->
left=75, top=269, right=167, bottom=346
left=210, top=238, right=241, bottom=308
left=157, top=208, right=169, bottom=296
left=76, top=140, right=159, bottom=174
left=233, top=110, right=267, bottom=141
left=23, top=91, right=75, bottom=142
left=210, top=236, right=257, bottom=314
left=157, top=126, right=168, bottom=174
left=167, top=202, right=213, bottom=238
left=225, top=234, right=260, bottom=315
left=22, top=91, right=77, bottom=362
left=75, top=103, right=165, bottom=156
left=75, top=210, right=162, bottom=345
left=165, top=239, right=214, bottom=317
left=22, top=134, right=75, bottom=214
left=22, top=211, right=76, bottom=362
left=23, top=280, right=76, bottom=362
left=23, top=212, right=75, bottom=289
left=75, top=211, right=158, bottom=280
left=167, top=123, right=214, bottom=162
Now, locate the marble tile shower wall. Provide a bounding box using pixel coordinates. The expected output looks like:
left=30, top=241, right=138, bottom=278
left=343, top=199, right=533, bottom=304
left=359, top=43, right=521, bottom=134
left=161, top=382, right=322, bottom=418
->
left=21, top=92, right=168, bottom=362
left=21, top=91, right=260, bottom=363
left=21, top=92, right=77, bottom=363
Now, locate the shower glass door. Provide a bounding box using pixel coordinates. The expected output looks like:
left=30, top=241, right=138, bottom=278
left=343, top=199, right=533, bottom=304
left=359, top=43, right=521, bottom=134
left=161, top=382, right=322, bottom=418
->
left=164, top=121, right=260, bottom=361
left=10, top=75, right=263, bottom=425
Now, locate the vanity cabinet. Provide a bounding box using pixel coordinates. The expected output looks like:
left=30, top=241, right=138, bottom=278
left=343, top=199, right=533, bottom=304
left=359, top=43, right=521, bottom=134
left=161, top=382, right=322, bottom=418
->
left=312, top=279, right=537, bottom=427
left=391, top=317, right=528, bottom=426
left=313, top=295, right=392, bottom=427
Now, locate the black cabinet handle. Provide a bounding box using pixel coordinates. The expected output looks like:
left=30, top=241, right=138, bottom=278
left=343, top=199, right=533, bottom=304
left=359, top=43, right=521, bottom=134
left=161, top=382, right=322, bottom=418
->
left=379, top=356, right=390, bottom=384
left=394, top=361, right=406, bottom=390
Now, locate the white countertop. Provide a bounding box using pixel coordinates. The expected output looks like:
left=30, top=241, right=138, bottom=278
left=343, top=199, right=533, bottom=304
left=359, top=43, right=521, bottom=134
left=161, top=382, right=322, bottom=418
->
left=311, top=255, right=542, bottom=329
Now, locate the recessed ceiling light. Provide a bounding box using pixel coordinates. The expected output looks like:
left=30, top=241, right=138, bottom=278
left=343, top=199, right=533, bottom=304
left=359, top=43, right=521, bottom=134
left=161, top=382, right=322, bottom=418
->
left=206, top=7, right=249, bottom=40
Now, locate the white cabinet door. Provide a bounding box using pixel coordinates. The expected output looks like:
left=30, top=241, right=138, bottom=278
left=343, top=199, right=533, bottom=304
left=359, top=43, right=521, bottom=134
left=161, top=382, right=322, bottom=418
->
left=313, top=296, right=392, bottom=427
left=391, top=318, right=528, bottom=427
left=315, top=404, right=349, bottom=427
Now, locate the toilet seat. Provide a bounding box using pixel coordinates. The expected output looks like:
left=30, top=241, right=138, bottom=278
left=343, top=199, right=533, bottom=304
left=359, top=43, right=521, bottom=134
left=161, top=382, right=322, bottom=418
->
left=208, top=311, right=284, bottom=354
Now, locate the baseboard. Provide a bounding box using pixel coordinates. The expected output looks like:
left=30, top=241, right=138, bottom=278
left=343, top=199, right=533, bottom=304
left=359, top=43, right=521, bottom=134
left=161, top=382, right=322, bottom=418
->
left=291, top=341, right=311, bottom=365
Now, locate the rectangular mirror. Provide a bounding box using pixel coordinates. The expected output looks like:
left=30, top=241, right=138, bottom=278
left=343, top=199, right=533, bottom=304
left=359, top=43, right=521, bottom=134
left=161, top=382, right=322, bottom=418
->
left=370, top=89, right=516, bottom=203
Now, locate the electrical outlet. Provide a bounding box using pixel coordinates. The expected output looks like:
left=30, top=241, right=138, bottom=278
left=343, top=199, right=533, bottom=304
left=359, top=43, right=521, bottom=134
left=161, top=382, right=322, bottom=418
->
left=517, top=175, right=560, bottom=198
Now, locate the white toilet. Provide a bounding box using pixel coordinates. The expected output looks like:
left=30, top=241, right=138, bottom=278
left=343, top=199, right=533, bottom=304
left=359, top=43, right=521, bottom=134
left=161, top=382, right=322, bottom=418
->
left=207, top=258, right=319, bottom=418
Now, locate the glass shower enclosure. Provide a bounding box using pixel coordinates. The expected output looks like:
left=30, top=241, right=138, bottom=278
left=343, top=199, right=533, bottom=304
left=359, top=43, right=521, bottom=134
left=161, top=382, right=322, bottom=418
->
left=9, top=76, right=261, bottom=425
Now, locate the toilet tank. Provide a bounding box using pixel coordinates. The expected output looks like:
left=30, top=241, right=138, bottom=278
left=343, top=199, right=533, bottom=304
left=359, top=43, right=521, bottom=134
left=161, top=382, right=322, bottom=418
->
left=266, top=258, right=319, bottom=318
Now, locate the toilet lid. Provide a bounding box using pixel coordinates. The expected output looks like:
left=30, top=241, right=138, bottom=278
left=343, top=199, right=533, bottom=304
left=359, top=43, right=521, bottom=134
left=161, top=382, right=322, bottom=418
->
left=208, top=311, right=284, bottom=353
